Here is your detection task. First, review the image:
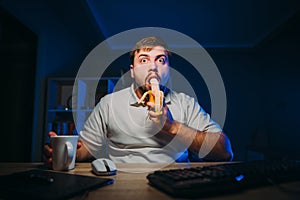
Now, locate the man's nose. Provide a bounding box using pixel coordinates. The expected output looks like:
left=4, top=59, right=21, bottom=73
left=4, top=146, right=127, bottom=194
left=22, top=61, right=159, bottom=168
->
left=148, top=62, right=158, bottom=71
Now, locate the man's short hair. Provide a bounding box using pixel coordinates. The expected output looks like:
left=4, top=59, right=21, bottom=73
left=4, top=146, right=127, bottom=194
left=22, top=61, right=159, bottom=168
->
left=130, top=36, right=171, bottom=65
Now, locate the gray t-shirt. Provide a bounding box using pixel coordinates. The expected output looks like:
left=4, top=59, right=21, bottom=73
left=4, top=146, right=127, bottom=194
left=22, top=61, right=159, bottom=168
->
left=79, top=84, right=222, bottom=163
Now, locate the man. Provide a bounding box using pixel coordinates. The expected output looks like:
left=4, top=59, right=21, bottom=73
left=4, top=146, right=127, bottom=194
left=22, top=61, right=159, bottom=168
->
left=44, top=36, right=233, bottom=165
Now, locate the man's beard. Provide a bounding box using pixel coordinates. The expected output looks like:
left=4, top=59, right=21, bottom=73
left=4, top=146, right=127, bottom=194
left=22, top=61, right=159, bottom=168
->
left=134, top=82, right=170, bottom=99
left=145, top=72, right=161, bottom=85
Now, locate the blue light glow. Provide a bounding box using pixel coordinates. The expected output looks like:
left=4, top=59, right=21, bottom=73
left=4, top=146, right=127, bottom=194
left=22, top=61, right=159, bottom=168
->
left=235, top=174, right=244, bottom=181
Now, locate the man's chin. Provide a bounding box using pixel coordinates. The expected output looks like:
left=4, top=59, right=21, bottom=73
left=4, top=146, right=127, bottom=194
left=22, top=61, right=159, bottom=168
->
left=134, top=83, right=149, bottom=92
left=145, top=83, right=152, bottom=91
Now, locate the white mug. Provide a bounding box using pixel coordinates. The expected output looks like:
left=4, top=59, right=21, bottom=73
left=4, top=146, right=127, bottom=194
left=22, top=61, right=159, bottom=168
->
left=51, top=135, right=78, bottom=171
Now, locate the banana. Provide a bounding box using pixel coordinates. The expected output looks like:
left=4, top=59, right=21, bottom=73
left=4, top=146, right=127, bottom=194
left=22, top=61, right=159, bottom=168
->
left=137, top=79, right=164, bottom=115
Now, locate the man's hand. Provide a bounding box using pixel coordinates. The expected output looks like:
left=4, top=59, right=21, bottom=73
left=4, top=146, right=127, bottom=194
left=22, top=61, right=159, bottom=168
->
left=43, top=131, right=56, bottom=168
left=146, top=102, right=179, bottom=134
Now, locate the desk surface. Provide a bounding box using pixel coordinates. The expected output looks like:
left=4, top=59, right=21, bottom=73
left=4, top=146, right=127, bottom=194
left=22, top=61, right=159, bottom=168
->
left=0, top=162, right=300, bottom=200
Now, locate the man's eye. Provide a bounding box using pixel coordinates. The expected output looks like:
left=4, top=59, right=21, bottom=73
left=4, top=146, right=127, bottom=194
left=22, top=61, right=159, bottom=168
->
left=158, top=58, right=165, bottom=64
left=140, top=59, right=148, bottom=63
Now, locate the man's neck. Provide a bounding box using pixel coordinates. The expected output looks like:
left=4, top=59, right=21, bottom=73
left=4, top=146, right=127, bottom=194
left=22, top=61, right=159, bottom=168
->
left=134, top=84, right=148, bottom=99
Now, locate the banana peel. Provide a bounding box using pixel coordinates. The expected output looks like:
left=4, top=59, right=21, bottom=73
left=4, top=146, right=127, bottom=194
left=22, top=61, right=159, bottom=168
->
left=131, top=90, right=164, bottom=115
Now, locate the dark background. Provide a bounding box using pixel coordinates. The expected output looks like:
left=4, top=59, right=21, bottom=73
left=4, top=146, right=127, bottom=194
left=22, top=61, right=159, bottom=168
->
left=0, top=0, right=299, bottom=162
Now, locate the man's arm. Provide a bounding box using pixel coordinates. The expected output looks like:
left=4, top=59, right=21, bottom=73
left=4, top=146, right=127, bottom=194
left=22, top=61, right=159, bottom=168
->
left=148, top=104, right=234, bottom=161
left=76, top=141, right=94, bottom=161
left=165, top=121, right=233, bottom=161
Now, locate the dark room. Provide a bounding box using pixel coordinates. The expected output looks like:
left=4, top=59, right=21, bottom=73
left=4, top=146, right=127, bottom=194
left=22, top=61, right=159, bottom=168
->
left=0, top=0, right=300, bottom=199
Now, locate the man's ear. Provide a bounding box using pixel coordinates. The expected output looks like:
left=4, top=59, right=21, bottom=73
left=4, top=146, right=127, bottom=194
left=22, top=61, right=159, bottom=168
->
left=130, top=64, right=134, bottom=78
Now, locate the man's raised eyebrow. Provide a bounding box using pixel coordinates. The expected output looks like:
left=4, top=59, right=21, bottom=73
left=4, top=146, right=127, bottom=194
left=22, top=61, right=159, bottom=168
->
left=138, top=54, right=149, bottom=58
left=155, top=54, right=167, bottom=59
left=137, top=54, right=167, bottom=59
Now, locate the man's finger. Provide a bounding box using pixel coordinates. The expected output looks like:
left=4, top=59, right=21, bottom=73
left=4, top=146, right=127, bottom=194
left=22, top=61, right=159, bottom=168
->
left=44, top=144, right=53, bottom=157
left=48, top=131, right=57, bottom=137
left=146, top=101, right=155, bottom=108
left=77, top=141, right=82, bottom=149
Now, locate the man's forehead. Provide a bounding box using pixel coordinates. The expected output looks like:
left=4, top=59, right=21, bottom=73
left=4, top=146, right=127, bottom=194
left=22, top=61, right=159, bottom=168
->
left=135, top=46, right=168, bottom=56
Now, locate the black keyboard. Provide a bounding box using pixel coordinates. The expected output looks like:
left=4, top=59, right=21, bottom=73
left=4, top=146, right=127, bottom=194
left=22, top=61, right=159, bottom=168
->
left=147, top=160, right=300, bottom=198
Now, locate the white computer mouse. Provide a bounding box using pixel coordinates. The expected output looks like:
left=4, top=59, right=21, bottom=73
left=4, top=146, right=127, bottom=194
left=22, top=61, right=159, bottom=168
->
left=91, top=158, right=117, bottom=176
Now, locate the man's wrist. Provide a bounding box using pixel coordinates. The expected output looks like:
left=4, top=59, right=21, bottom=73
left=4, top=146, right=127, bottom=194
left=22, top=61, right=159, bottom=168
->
left=163, top=120, right=181, bottom=135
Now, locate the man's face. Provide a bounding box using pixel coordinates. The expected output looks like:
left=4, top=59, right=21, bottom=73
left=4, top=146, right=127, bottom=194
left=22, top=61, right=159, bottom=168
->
left=130, top=46, right=170, bottom=90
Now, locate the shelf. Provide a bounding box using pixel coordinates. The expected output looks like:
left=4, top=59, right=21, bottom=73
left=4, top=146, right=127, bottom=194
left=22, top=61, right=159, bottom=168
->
left=44, top=77, right=119, bottom=142
left=48, top=109, right=93, bottom=112
left=48, top=109, right=73, bottom=112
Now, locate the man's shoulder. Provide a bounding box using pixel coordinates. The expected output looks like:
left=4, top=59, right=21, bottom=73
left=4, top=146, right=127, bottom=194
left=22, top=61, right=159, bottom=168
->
left=98, top=87, right=131, bottom=105
left=112, top=86, right=131, bottom=95
left=169, top=90, right=197, bottom=103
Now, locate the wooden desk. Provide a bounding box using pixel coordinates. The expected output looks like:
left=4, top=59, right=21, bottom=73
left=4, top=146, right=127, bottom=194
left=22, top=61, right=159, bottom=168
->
left=0, top=162, right=300, bottom=200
